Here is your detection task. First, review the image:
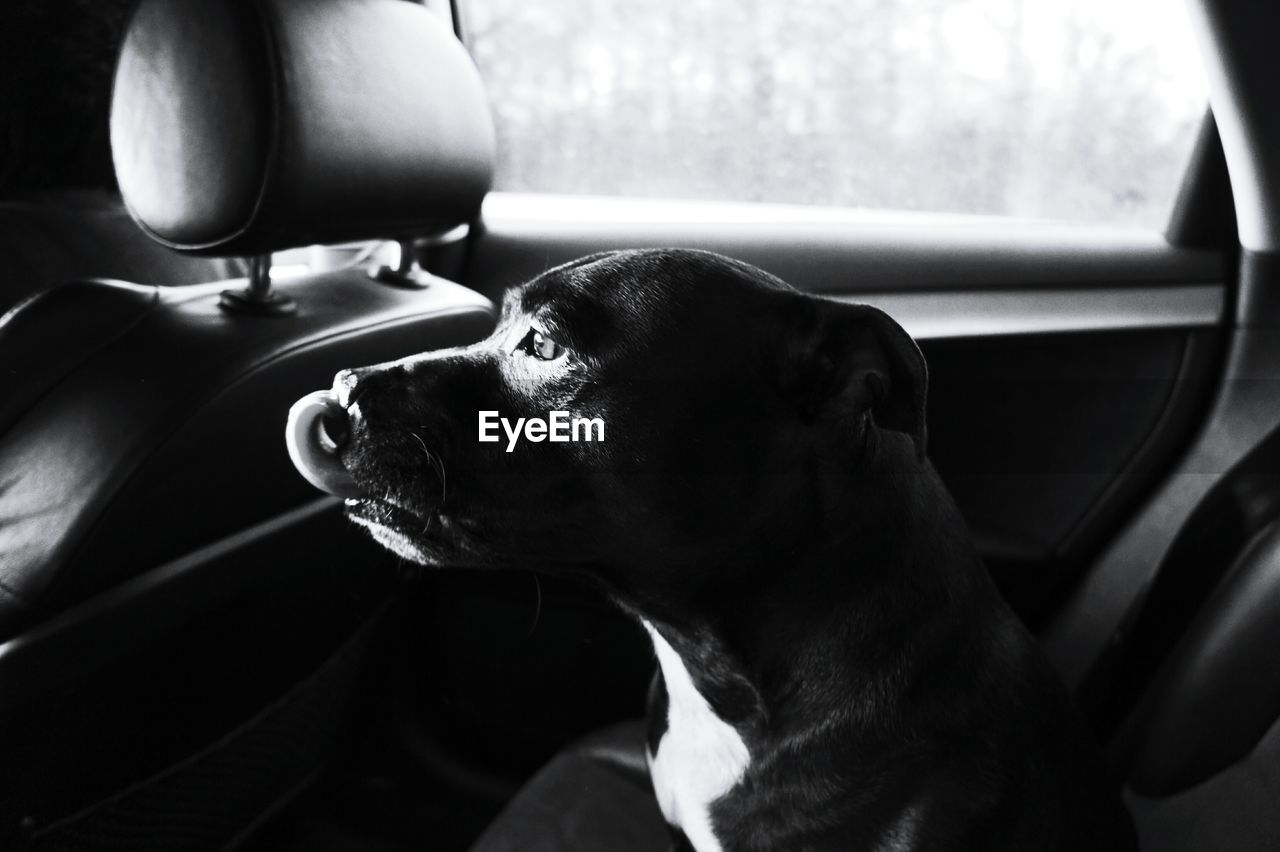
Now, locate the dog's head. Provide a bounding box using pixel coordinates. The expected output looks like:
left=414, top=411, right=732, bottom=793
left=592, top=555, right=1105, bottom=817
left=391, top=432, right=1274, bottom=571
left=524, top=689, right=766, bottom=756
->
left=330, top=249, right=926, bottom=599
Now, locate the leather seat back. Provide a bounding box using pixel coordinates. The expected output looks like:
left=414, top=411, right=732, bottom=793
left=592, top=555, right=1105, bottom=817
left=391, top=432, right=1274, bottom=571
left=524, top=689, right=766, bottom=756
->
left=1117, top=521, right=1280, bottom=849
left=0, top=272, right=493, bottom=632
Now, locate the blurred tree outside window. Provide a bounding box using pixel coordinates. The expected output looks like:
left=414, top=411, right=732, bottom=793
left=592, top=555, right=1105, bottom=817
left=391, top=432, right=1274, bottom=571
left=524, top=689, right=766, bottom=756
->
left=464, top=0, right=1208, bottom=228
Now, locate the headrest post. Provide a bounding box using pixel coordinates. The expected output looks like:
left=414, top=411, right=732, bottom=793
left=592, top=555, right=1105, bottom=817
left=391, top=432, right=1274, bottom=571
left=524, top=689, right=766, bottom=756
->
left=248, top=254, right=272, bottom=298
left=369, top=238, right=432, bottom=290
left=219, top=253, right=298, bottom=316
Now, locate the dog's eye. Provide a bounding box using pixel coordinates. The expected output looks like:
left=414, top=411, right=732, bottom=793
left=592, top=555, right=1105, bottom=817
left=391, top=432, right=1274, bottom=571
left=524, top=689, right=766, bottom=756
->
left=518, top=328, right=564, bottom=361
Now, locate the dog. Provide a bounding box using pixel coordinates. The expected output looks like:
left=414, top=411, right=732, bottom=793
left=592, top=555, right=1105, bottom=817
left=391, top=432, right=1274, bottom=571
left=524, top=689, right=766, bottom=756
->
left=297, top=249, right=1136, bottom=851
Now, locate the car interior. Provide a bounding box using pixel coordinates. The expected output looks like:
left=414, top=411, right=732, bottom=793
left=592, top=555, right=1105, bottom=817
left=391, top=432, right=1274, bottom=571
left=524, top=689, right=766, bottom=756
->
left=0, top=0, right=1277, bottom=849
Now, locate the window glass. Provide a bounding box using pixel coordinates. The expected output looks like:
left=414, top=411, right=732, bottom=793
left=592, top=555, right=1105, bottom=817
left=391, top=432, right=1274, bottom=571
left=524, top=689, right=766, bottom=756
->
left=465, top=0, right=1208, bottom=227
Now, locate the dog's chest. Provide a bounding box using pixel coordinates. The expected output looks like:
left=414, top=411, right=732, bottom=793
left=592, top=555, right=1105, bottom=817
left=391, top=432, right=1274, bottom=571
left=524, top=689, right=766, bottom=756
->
left=643, top=621, right=751, bottom=852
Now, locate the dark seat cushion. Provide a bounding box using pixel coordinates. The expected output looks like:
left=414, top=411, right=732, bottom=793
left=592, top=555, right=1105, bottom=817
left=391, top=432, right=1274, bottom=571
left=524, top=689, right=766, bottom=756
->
left=468, top=721, right=669, bottom=852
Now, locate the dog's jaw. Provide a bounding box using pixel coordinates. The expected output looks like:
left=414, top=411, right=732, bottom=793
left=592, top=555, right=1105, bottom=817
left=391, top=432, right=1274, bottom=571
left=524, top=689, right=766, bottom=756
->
left=346, top=502, right=425, bottom=562
left=345, top=496, right=491, bottom=568
left=644, top=620, right=750, bottom=852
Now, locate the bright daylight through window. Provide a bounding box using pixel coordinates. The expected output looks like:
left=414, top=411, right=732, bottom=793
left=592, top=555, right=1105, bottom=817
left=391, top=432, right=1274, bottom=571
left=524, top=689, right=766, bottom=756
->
left=466, top=0, right=1209, bottom=227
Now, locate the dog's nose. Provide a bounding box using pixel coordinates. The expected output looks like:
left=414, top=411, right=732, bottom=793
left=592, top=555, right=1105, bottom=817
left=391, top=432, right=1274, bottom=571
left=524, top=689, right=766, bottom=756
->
left=285, top=389, right=362, bottom=498
left=333, top=369, right=360, bottom=409
left=316, top=400, right=350, bottom=452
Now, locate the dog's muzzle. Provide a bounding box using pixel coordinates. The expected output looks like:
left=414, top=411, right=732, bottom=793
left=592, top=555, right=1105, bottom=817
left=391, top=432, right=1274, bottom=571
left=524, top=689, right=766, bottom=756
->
left=285, top=390, right=363, bottom=498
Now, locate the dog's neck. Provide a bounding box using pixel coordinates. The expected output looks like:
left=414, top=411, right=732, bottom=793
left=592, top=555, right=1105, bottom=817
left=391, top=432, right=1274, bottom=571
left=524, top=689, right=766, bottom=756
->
left=634, top=430, right=987, bottom=736
left=634, top=432, right=1000, bottom=851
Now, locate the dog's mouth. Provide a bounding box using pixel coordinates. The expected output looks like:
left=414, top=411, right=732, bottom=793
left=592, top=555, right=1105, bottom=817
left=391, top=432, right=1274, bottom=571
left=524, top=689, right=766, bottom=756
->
left=340, top=440, right=448, bottom=539
left=345, top=496, right=423, bottom=531
left=345, top=495, right=444, bottom=562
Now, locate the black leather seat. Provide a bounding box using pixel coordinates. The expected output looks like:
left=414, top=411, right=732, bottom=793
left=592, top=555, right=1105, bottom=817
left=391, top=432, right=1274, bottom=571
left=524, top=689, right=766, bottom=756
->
left=0, top=0, right=496, bottom=846
left=1116, top=520, right=1280, bottom=849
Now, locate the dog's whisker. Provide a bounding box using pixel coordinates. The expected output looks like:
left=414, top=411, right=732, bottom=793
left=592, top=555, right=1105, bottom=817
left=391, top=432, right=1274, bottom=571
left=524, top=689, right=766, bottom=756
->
left=430, top=454, right=448, bottom=505
left=409, top=430, right=449, bottom=505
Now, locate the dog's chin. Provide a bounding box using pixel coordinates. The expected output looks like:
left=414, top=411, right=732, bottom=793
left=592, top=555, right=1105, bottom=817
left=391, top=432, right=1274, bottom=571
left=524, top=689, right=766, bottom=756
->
left=345, top=498, right=439, bottom=565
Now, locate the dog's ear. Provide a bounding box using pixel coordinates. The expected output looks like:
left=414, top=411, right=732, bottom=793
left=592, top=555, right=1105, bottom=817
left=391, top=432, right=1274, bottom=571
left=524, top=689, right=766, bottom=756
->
left=781, top=297, right=928, bottom=460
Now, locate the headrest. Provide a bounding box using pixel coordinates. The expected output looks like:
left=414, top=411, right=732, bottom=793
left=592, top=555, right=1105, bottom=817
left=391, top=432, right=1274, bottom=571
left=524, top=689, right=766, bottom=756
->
left=110, top=0, right=495, bottom=256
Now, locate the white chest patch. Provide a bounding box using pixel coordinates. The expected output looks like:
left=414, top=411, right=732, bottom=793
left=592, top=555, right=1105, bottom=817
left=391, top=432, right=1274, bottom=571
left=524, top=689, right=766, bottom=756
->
left=643, top=620, right=751, bottom=852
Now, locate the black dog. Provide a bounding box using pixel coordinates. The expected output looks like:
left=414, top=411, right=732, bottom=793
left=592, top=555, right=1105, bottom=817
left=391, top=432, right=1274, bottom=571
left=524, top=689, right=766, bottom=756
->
left=301, top=249, right=1135, bottom=851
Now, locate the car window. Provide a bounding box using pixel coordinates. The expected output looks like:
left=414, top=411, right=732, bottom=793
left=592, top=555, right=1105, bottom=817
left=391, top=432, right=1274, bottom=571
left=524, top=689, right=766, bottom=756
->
left=464, top=0, right=1208, bottom=228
